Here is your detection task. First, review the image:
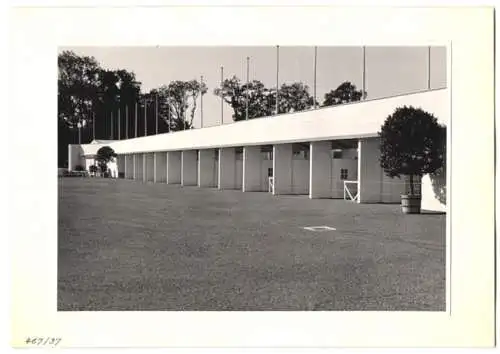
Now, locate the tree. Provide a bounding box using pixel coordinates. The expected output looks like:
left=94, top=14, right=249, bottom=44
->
left=272, top=82, right=317, bottom=114
left=156, top=80, right=207, bottom=131
left=379, top=106, right=446, bottom=197
left=323, top=81, right=366, bottom=107
left=214, top=76, right=273, bottom=121
left=58, top=50, right=101, bottom=129
left=95, top=146, right=117, bottom=173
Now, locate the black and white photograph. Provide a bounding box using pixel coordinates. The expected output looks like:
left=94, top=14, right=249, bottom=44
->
left=58, top=45, right=448, bottom=311
left=9, top=4, right=495, bottom=349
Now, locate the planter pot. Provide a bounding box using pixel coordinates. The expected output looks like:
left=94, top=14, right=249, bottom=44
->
left=401, top=194, right=421, bottom=214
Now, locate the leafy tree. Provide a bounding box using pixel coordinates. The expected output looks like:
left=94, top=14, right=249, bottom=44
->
left=323, top=81, right=366, bottom=107
left=58, top=50, right=101, bottom=129
left=156, top=80, right=207, bottom=131
left=95, top=146, right=117, bottom=173
left=214, top=76, right=273, bottom=121
left=379, top=106, right=446, bottom=196
left=214, top=77, right=317, bottom=121
left=271, top=82, right=317, bottom=114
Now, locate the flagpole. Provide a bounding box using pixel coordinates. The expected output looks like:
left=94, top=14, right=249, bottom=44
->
left=313, top=46, right=317, bottom=109
left=200, top=75, right=204, bottom=128
left=92, top=111, right=96, bottom=141
left=155, top=94, right=159, bottom=134
left=427, top=46, right=431, bottom=90
left=144, top=99, right=147, bottom=136
left=220, top=66, right=224, bottom=125
left=135, top=102, right=138, bottom=138
left=362, top=46, right=366, bottom=100
left=110, top=111, right=114, bottom=139
left=118, top=106, right=121, bottom=140
left=276, top=45, right=279, bottom=115
left=125, top=105, right=129, bottom=139
left=246, top=56, right=250, bottom=120
left=167, top=101, right=171, bottom=133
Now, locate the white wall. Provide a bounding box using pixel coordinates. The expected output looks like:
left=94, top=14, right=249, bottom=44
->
left=181, top=150, right=198, bottom=186
left=125, top=154, right=134, bottom=179
left=219, top=148, right=237, bottom=189
left=68, top=145, right=84, bottom=171
left=292, top=159, right=309, bottom=194
left=332, top=159, right=359, bottom=198
left=144, top=153, right=155, bottom=182
left=309, top=141, right=332, bottom=198
left=358, top=138, right=383, bottom=203
left=235, top=160, right=243, bottom=189
left=91, top=89, right=448, bottom=155
left=117, top=155, right=125, bottom=177
left=243, top=146, right=263, bottom=192
left=198, top=149, right=217, bottom=188
left=133, top=154, right=143, bottom=180
left=167, top=151, right=181, bottom=184
left=273, top=144, right=293, bottom=195
left=154, top=152, right=167, bottom=183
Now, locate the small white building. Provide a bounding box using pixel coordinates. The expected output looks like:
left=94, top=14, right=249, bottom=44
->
left=68, top=89, right=448, bottom=212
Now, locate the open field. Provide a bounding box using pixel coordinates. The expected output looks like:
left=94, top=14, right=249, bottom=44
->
left=58, top=177, right=446, bottom=311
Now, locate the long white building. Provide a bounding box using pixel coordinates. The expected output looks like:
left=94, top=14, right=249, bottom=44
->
left=68, top=88, right=448, bottom=212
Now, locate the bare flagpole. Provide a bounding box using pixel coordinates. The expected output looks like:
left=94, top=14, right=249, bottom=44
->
left=118, top=106, right=121, bottom=140
left=125, top=105, right=129, bottom=139
left=220, top=66, right=224, bottom=125
left=144, top=99, right=148, bottom=136
left=110, top=111, right=114, bottom=139
left=92, top=111, right=96, bottom=141
left=427, top=46, right=431, bottom=90
left=362, top=46, right=366, bottom=100
left=167, top=101, right=171, bottom=133
left=313, top=46, right=317, bottom=109
left=155, top=94, right=159, bottom=134
left=246, top=56, right=250, bottom=120
left=135, top=102, right=138, bottom=138
left=276, top=45, right=279, bottom=115
left=200, top=75, right=204, bottom=128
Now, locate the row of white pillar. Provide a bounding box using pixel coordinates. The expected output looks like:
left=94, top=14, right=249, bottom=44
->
left=119, top=138, right=389, bottom=203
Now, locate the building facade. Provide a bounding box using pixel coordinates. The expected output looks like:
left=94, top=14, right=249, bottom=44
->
left=68, top=88, right=448, bottom=212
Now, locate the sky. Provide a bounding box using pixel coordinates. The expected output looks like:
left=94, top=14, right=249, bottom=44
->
left=59, top=46, right=447, bottom=128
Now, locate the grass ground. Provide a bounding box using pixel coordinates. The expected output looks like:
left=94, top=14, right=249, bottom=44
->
left=58, top=177, right=446, bottom=311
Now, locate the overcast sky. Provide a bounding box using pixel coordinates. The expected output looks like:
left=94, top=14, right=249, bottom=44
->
left=60, top=46, right=447, bottom=128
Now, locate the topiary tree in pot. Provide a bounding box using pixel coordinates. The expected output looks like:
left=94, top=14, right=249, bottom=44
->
left=95, top=146, right=117, bottom=178
left=379, top=106, right=446, bottom=214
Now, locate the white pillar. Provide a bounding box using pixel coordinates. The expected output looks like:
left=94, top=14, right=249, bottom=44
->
left=167, top=151, right=181, bottom=184
left=242, top=146, right=262, bottom=192
left=133, top=154, right=143, bottom=181
left=309, top=141, right=332, bottom=198
left=273, top=143, right=293, bottom=195
left=125, top=154, right=134, bottom=179
left=358, top=137, right=383, bottom=203
left=144, top=153, right=154, bottom=182
left=198, top=149, right=217, bottom=188
left=218, top=147, right=237, bottom=189
left=181, top=150, right=198, bottom=186
left=154, top=152, right=167, bottom=183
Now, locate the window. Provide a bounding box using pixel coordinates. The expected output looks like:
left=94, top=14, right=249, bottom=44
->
left=340, top=168, right=348, bottom=180
left=333, top=150, right=342, bottom=159
left=268, top=168, right=273, bottom=177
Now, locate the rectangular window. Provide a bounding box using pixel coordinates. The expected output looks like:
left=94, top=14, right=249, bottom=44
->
left=268, top=168, right=273, bottom=177
left=333, top=150, right=342, bottom=159
left=340, top=168, right=348, bottom=180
